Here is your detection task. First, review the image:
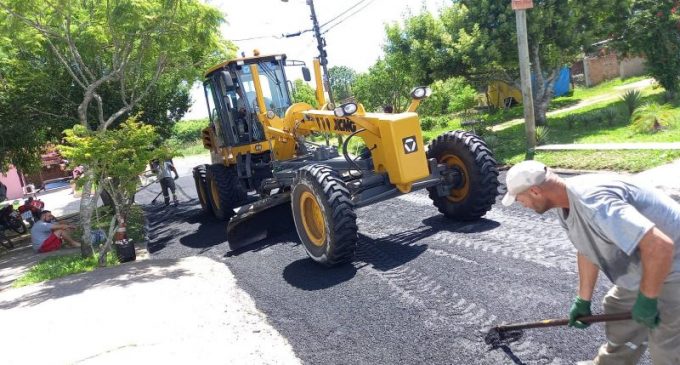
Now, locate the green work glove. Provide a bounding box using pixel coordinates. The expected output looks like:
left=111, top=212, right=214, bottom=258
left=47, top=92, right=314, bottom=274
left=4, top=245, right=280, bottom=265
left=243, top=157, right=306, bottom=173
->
left=568, top=296, right=592, bottom=329
left=632, top=292, right=660, bottom=329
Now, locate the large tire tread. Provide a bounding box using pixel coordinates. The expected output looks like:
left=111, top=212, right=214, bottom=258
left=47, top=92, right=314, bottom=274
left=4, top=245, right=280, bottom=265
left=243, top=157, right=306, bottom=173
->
left=206, top=164, right=247, bottom=221
left=293, top=164, right=358, bottom=266
left=427, top=130, right=499, bottom=221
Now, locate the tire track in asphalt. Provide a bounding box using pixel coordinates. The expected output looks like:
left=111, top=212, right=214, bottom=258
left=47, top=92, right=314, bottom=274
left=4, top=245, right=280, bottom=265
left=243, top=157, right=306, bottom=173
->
left=353, top=235, right=565, bottom=365
left=389, top=193, right=578, bottom=274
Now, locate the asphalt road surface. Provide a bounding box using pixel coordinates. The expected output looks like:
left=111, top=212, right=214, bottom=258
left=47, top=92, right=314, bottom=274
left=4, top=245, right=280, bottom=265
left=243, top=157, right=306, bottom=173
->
left=139, top=173, right=654, bottom=365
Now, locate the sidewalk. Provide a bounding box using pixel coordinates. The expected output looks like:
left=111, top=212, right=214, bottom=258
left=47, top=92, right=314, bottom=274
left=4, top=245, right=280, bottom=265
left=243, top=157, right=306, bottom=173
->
left=536, top=142, right=680, bottom=151
left=0, top=256, right=301, bottom=365
left=636, top=158, right=680, bottom=198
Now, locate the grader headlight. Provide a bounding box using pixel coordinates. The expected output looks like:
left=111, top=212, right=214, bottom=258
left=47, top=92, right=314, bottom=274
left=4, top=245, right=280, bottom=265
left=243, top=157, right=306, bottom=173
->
left=410, top=86, right=432, bottom=100
left=334, top=102, right=358, bottom=117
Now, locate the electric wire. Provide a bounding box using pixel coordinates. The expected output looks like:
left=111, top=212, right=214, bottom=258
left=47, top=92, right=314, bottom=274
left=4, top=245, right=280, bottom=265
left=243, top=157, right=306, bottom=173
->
left=319, top=0, right=370, bottom=28
left=232, top=0, right=376, bottom=42
left=321, top=0, right=377, bottom=34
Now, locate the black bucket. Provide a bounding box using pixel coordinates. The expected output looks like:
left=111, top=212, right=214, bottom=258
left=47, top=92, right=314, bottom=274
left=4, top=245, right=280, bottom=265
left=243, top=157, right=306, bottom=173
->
left=114, top=239, right=136, bottom=263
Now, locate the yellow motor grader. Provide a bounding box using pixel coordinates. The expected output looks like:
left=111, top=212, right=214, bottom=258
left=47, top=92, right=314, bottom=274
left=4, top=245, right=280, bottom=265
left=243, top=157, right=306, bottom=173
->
left=193, top=51, right=499, bottom=266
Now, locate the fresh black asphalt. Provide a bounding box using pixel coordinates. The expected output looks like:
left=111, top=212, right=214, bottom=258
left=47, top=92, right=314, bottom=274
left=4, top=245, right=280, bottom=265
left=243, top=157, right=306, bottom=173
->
left=139, top=173, right=653, bottom=365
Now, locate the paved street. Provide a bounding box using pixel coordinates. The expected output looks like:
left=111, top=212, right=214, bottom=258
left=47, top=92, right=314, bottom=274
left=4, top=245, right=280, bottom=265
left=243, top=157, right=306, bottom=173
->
left=139, top=173, right=656, bottom=365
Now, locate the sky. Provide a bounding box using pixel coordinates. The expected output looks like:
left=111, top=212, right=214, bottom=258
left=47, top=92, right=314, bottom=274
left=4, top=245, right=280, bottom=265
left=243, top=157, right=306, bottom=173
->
left=183, top=0, right=446, bottom=120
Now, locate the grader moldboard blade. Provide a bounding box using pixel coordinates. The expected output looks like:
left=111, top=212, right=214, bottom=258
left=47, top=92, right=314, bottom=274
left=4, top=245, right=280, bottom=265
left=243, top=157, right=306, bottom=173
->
left=226, top=193, right=295, bottom=252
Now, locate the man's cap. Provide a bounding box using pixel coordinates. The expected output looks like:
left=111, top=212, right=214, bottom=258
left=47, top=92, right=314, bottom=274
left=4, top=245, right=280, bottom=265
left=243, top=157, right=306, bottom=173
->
left=501, top=160, right=548, bottom=206
left=39, top=210, right=51, bottom=216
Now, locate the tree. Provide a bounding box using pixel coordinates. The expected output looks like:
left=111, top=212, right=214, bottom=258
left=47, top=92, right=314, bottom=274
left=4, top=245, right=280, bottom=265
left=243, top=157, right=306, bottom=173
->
left=384, top=10, right=469, bottom=85
left=0, top=10, right=77, bottom=172
left=352, top=57, right=413, bottom=112
left=618, top=0, right=680, bottom=99
left=419, top=77, right=478, bottom=117
left=291, top=79, right=317, bottom=106
left=384, top=1, right=625, bottom=125
left=328, top=65, right=357, bottom=102
left=0, top=0, right=232, bottom=256
left=60, top=117, right=168, bottom=265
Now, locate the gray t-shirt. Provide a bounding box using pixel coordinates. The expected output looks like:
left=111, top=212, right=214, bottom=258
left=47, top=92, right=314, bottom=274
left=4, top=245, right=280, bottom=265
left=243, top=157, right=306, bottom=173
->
left=31, top=221, right=53, bottom=252
left=557, top=174, right=680, bottom=290
left=157, top=161, right=175, bottom=180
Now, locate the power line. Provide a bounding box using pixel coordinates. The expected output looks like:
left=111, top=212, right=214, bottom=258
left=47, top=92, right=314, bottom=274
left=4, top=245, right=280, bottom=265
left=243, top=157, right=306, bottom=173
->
left=232, top=0, right=375, bottom=43
left=231, top=34, right=280, bottom=42
left=319, top=0, right=370, bottom=28
left=321, top=0, right=377, bottom=34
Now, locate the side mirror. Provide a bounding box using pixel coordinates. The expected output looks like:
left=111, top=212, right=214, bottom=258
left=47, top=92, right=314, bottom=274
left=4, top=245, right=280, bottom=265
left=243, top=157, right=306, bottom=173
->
left=301, top=67, right=311, bottom=82
left=219, top=71, right=235, bottom=92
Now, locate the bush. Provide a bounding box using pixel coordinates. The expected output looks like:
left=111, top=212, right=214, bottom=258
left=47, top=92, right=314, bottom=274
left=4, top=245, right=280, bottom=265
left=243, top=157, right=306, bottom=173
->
left=483, top=134, right=499, bottom=150
left=535, top=126, right=550, bottom=145
left=172, top=119, right=209, bottom=143
left=419, top=77, right=478, bottom=116
left=620, top=90, right=642, bottom=117
left=631, top=103, right=678, bottom=133
left=420, top=116, right=438, bottom=131
left=602, top=107, right=622, bottom=126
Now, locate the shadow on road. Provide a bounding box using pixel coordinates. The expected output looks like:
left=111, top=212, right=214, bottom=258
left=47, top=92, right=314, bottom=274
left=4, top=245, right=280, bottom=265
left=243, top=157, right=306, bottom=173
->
left=145, top=201, right=230, bottom=253
left=421, top=214, right=501, bottom=234
left=282, top=258, right=357, bottom=290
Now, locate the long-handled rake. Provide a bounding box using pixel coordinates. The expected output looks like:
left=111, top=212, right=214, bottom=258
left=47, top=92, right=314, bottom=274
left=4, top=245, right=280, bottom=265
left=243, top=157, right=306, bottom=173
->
left=484, top=312, right=632, bottom=349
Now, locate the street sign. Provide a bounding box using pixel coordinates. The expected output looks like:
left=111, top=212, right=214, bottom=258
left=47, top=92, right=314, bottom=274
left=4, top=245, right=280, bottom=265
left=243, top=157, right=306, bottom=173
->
left=511, top=0, right=533, bottom=10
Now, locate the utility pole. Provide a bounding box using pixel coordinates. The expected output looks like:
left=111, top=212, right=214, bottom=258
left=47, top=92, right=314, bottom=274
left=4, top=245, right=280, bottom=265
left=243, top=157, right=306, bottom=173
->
left=306, top=0, right=334, bottom=106
left=306, top=0, right=342, bottom=145
left=512, top=0, right=536, bottom=159
left=283, top=0, right=340, bottom=145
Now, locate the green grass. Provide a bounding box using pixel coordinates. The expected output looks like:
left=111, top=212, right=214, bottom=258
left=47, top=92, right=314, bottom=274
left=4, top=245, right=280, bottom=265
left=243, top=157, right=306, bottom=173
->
left=173, top=138, right=209, bottom=156
left=14, top=205, right=147, bottom=287
left=13, top=252, right=118, bottom=288
left=492, top=87, right=680, bottom=172
left=477, top=75, right=652, bottom=127
left=558, top=75, right=650, bottom=102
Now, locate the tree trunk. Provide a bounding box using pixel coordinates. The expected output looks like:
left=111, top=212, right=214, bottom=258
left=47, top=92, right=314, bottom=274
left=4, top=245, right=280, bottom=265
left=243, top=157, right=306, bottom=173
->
left=78, top=172, right=95, bottom=258
left=530, top=45, right=558, bottom=126
left=98, top=216, right=117, bottom=267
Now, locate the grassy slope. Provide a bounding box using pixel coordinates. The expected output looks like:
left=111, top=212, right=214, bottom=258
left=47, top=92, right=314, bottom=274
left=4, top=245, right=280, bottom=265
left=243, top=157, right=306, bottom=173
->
left=422, top=79, right=680, bottom=172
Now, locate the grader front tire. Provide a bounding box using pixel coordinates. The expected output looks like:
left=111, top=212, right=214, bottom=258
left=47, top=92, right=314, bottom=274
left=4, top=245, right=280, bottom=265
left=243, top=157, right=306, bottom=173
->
left=206, top=164, right=247, bottom=221
left=291, top=165, right=358, bottom=266
left=427, top=131, right=499, bottom=220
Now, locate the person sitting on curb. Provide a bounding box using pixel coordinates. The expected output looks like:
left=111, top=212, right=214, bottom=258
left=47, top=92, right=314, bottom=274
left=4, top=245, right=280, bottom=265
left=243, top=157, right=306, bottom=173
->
left=31, top=210, right=81, bottom=253
left=502, top=160, right=680, bottom=365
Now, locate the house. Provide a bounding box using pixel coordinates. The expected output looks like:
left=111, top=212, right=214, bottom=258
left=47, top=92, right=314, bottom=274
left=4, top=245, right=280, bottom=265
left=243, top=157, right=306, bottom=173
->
left=0, top=148, right=71, bottom=202
left=0, top=166, right=27, bottom=201
left=572, top=42, right=647, bottom=87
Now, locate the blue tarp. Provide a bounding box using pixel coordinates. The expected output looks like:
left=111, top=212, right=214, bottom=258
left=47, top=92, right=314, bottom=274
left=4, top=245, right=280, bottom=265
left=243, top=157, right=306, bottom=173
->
left=552, top=67, right=571, bottom=97
left=532, top=67, right=571, bottom=97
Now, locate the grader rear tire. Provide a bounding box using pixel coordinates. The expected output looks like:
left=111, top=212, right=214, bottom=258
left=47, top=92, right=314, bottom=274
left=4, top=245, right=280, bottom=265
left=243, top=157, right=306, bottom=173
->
left=426, top=130, right=499, bottom=220
left=193, top=165, right=213, bottom=216
left=206, top=164, right=247, bottom=221
left=291, top=165, right=358, bottom=266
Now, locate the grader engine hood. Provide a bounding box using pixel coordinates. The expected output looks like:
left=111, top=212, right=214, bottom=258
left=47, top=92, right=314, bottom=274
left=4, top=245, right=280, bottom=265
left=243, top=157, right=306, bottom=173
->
left=299, top=110, right=430, bottom=192
left=372, top=112, right=430, bottom=191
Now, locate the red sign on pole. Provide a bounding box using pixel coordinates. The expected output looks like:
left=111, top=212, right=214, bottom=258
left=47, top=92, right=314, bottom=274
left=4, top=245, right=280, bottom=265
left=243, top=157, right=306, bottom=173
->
left=511, top=0, right=534, bottom=10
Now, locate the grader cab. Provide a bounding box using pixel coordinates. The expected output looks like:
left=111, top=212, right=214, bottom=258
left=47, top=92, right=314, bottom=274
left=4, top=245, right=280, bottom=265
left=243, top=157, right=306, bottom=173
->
left=193, top=51, right=499, bottom=266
